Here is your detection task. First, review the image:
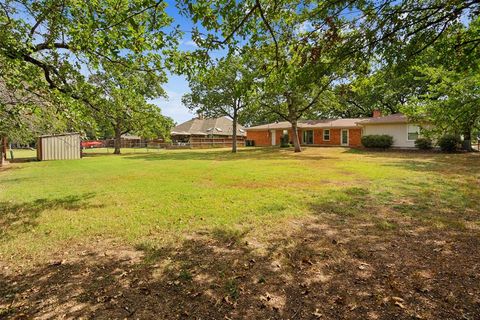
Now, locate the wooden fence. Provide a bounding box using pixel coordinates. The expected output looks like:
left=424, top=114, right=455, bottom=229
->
left=188, top=137, right=246, bottom=148
left=83, top=137, right=246, bottom=151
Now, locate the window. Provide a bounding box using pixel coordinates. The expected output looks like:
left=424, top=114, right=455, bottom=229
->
left=407, top=124, right=420, bottom=141
left=282, top=129, right=288, bottom=135
left=323, top=129, right=330, bottom=141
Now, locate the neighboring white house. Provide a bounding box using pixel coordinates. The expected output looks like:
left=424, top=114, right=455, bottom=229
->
left=357, top=113, right=421, bottom=148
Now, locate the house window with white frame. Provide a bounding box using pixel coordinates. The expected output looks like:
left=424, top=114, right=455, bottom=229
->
left=323, top=129, right=330, bottom=141
left=407, top=124, right=420, bottom=141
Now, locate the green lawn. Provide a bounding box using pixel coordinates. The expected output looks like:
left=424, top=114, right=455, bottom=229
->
left=1, top=147, right=479, bottom=265
left=1, top=147, right=479, bottom=318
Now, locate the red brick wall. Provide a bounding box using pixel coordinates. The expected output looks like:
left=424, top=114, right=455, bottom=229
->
left=246, top=130, right=271, bottom=146
left=247, top=127, right=363, bottom=147
left=349, top=128, right=362, bottom=147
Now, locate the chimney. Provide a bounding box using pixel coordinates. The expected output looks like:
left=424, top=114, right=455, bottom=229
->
left=373, top=109, right=382, bottom=118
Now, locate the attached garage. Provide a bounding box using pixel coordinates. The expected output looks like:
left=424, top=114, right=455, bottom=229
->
left=37, top=133, right=82, bottom=161
left=357, top=114, right=420, bottom=148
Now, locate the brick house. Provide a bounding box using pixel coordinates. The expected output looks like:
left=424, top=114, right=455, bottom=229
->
left=245, top=112, right=420, bottom=148
left=246, top=118, right=364, bottom=147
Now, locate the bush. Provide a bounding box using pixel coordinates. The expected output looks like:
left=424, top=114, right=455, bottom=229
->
left=415, top=137, right=433, bottom=150
left=438, top=134, right=459, bottom=152
left=361, top=135, right=393, bottom=149
left=280, top=134, right=290, bottom=148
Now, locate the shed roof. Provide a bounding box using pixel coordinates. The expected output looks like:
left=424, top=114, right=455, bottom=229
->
left=171, top=117, right=247, bottom=136
left=39, top=132, right=80, bottom=138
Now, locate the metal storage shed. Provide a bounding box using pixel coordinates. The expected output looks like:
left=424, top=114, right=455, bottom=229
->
left=37, top=133, right=81, bottom=161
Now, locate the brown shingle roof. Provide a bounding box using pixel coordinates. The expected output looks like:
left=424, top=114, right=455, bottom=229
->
left=246, top=118, right=368, bottom=131
left=357, top=113, right=408, bottom=124
left=171, top=117, right=246, bottom=136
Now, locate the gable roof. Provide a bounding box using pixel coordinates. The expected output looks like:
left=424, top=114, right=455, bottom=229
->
left=246, top=118, right=368, bottom=131
left=357, top=113, right=408, bottom=125
left=171, top=117, right=247, bottom=137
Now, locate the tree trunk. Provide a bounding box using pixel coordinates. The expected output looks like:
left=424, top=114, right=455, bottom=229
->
left=291, top=121, right=302, bottom=153
left=0, top=136, right=6, bottom=166
left=232, top=113, right=237, bottom=153
left=114, top=126, right=122, bottom=155
left=462, top=127, right=473, bottom=151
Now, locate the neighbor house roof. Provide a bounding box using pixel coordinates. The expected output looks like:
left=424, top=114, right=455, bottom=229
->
left=356, top=113, right=408, bottom=125
left=171, top=117, right=247, bottom=137
left=121, top=134, right=142, bottom=140
left=246, top=118, right=368, bottom=131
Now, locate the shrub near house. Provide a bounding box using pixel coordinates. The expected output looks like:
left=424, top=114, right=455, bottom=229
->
left=415, top=138, right=433, bottom=150
left=438, top=135, right=460, bottom=152
left=361, top=135, right=394, bottom=149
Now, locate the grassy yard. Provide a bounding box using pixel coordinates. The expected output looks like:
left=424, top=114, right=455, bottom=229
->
left=1, top=147, right=479, bottom=319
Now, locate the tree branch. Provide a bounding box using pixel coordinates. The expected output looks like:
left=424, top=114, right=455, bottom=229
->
left=212, top=3, right=259, bottom=45
left=33, top=42, right=70, bottom=52
left=95, top=0, right=164, bottom=32
left=256, top=0, right=279, bottom=67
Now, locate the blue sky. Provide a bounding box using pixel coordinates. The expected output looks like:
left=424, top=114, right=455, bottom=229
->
left=152, top=70, right=194, bottom=125
left=13, top=0, right=200, bottom=125
left=152, top=1, right=204, bottom=125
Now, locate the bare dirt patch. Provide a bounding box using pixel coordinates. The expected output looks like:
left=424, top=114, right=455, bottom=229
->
left=1, top=213, right=479, bottom=320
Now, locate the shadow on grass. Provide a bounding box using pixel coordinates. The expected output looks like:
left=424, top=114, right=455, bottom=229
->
left=1, top=213, right=479, bottom=319
left=0, top=193, right=101, bottom=240
left=310, top=183, right=479, bottom=231
left=344, top=148, right=480, bottom=176
left=10, top=158, right=37, bottom=163
left=120, top=147, right=333, bottom=162
left=310, top=187, right=372, bottom=218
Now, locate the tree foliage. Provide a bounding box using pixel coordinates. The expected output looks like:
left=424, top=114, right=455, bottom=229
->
left=0, top=0, right=178, bottom=146
left=182, top=54, right=256, bottom=152
left=88, top=64, right=173, bottom=154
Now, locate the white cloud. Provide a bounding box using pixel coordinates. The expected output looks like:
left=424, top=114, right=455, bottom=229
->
left=151, top=91, right=194, bottom=124
left=183, top=40, right=198, bottom=47
left=295, top=21, right=313, bottom=34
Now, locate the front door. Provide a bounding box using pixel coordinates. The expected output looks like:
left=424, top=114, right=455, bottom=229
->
left=271, top=130, right=276, bottom=146
left=303, top=130, right=314, bottom=145
left=341, top=129, right=349, bottom=146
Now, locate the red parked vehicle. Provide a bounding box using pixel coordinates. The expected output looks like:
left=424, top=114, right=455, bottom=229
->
left=81, top=140, right=103, bottom=148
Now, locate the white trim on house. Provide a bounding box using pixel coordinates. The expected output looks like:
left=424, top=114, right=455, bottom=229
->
left=407, top=124, right=420, bottom=141
left=323, top=129, right=330, bottom=141
left=341, top=129, right=349, bottom=146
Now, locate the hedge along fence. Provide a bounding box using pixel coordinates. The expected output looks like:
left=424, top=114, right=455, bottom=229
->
left=361, top=135, right=394, bottom=149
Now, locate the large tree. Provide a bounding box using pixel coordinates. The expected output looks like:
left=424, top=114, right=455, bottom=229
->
left=179, top=0, right=369, bottom=152
left=88, top=64, right=173, bottom=154
left=182, top=54, right=256, bottom=153
left=253, top=41, right=348, bottom=152
left=402, top=17, right=480, bottom=150
left=0, top=0, right=179, bottom=140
